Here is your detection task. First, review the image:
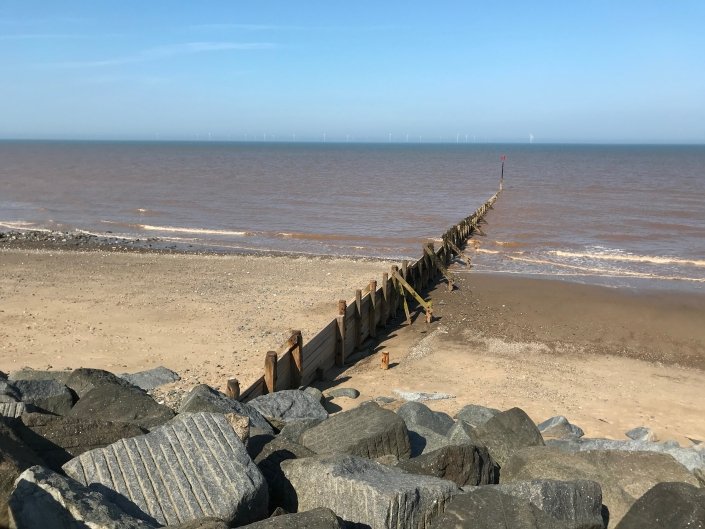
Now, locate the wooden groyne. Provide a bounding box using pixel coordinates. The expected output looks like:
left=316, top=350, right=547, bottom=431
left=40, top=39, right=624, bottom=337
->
left=234, top=184, right=502, bottom=401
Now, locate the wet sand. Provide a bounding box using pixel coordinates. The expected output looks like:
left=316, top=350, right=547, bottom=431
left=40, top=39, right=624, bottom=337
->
left=2, top=248, right=704, bottom=446
left=325, top=271, right=705, bottom=445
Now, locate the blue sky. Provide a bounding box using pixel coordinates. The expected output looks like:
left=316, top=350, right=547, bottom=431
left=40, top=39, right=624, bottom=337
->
left=2, top=1, right=704, bottom=143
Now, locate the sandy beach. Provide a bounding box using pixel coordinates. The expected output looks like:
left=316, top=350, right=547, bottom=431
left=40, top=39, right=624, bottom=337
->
left=0, top=247, right=394, bottom=394
left=2, top=246, right=704, bottom=446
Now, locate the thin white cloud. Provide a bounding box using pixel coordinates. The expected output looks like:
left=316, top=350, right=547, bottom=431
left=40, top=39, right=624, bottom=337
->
left=44, top=41, right=275, bottom=68
left=190, top=23, right=400, bottom=32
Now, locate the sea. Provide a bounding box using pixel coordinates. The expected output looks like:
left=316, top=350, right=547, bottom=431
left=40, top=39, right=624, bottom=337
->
left=1, top=141, right=704, bottom=292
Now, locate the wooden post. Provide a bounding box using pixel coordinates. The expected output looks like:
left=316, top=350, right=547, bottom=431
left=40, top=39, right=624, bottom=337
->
left=264, top=351, right=277, bottom=394
left=226, top=378, right=240, bottom=399
left=390, top=265, right=400, bottom=315
left=426, top=243, right=435, bottom=283
left=381, top=272, right=389, bottom=325
left=289, top=330, right=303, bottom=388
left=381, top=351, right=389, bottom=370
left=354, top=289, right=362, bottom=349
left=335, top=299, right=346, bottom=366
left=402, top=260, right=408, bottom=281
left=368, top=280, right=377, bottom=338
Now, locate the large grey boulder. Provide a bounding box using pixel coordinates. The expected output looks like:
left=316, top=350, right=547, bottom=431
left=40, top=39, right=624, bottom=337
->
left=409, top=424, right=452, bottom=457
left=454, top=404, right=500, bottom=428
left=179, top=384, right=274, bottom=433
left=548, top=436, right=705, bottom=475
left=447, top=420, right=483, bottom=445
left=167, top=519, right=228, bottom=529
left=614, top=481, right=705, bottom=529
left=502, top=446, right=701, bottom=527
left=63, top=412, right=268, bottom=526
left=537, top=416, right=584, bottom=440
left=0, top=381, right=22, bottom=402
left=68, top=384, right=174, bottom=430
left=472, top=407, right=545, bottom=467
left=277, top=418, right=323, bottom=442
left=281, top=454, right=459, bottom=528
left=254, top=438, right=315, bottom=512
left=0, top=423, right=45, bottom=528
left=396, top=401, right=454, bottom=435
left=300, top=402, right=411, bottom=459
left=120, top=366, right=180, bottom=391
left=463, top=480, right=605, bottom=529
left=9, top=369, right=71, bottom=385
left=65, top=368, right=136, bottom=398
left=14, top=412, right=145, bottom=471
left=429, top=484, right=602, bottom=529
left=0, top=402, right=28, bottom=420
left=238, top=508, right=342, bottom=529
left=396, top=444, right=498, bottom=486
left=249, top=390, right=328, bottom=423
left=9, top=465, right=157, bottom=529
left=11, top=380, right=75, bottom=415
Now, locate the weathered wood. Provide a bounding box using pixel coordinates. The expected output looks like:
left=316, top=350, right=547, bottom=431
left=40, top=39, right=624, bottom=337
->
left=264, top=351, right=277, bottom=394
left=391, top=265, right=400, bottom=315
left=226, top=378, right=240, bottom=399
left=368, top=280, right=377, bottom=338
left=424, top=244, right=455, bottom=291
left=381, top=351, right=390, bottom=370
left=338, top=299, right=346, bottom=315
left=391, top=269, right=431, bottom=311
left=354, top=289, right=362, bottom=350
left=381, top=272, right=389, bottom=325
left=289, top=330, right=303, bottom=388
left=335, top=314, right=346, bottom=367
left=239, top=376, right=264, bottom=402
left=448, top=240, right=471, bottom=266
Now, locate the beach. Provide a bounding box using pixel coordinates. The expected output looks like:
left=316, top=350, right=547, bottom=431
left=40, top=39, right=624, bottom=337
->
left=2, top=244, right=704, bottom=446
left=0, top=247, right=394, bottom=395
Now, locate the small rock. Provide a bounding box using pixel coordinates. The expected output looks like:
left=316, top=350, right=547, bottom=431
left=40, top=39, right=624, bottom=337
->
left=454, top=404, right=500, bottom=428
left=538, top=416, right=585, bottom=439
left=393, top=389, right=455, bottom=402
left=249, top=390, right=328, bottom=423
left=120, top=366, right=180, bottom=391
left=625, top=426, right=656, bottom=442
left=302, top=386, right=323, bottom=402
left=324, top=387, right=360, bottom=399
left=224, top=413, right=250, bottom=443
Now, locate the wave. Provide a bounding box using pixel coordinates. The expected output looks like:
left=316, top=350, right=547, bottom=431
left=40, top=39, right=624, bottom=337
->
left=139, top=224, right=253, bottom=237
left=498, top=254, right=705, bottom=283
left=551, top=250, right=705, bottom=268
left=0, top=220, right=51, bottom=232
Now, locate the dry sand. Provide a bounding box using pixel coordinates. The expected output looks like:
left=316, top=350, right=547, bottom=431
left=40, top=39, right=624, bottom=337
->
left=0, top=248, right=394, bottom=393
left=2, top=247, right=704, bottom=447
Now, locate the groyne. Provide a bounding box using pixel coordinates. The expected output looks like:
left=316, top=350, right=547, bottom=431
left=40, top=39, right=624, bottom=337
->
left=235, top=184, right=502, bottom=401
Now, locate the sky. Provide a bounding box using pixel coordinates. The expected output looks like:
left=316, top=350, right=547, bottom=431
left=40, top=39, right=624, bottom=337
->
left=1, top=1, right=704, bottom=143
